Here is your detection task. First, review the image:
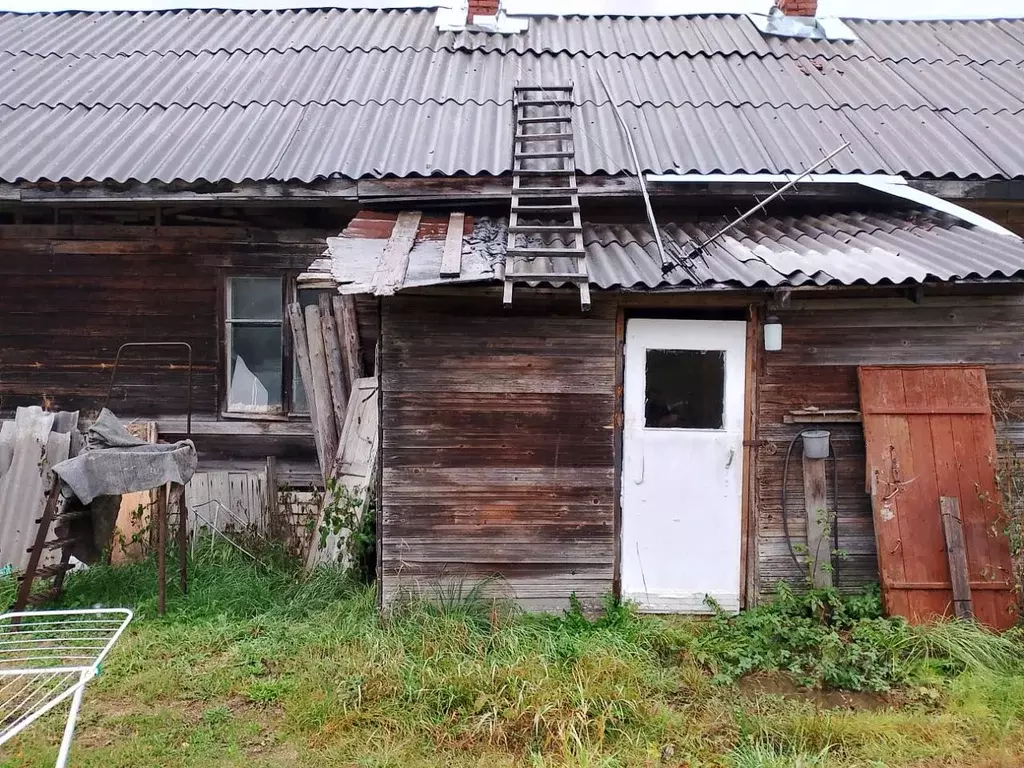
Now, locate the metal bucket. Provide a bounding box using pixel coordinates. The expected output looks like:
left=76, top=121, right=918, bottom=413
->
left=801, top=430, right=831, bottom=460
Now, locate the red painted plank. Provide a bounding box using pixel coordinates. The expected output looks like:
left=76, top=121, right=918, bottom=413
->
left=901, top=369, right=951, bottom=621
left=859, top=368, right=911, bottom=618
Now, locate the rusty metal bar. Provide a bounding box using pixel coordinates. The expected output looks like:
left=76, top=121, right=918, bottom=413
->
left=103, top=342, right=193, bottom=437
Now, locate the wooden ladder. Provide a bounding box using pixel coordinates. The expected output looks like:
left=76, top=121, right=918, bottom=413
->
left=505, top=84, right=590, bottom=311
left=13, top=476, right=76, bottom=611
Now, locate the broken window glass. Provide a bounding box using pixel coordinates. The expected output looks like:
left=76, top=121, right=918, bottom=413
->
left=644, top=349, right=725, bottom=429
left=227, top=277, right=284, bottom=412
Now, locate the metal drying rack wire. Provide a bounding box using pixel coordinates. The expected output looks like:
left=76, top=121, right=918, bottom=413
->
left=0, top=608, right=133, bottom=768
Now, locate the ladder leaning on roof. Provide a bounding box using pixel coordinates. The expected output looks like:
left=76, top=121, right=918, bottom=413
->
left=505, top=84, right=590, bottom=311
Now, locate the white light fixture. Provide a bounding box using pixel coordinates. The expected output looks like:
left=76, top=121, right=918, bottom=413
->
left=764, top=315, right=783, bottom=352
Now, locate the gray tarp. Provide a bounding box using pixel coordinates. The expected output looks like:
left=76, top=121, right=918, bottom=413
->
left=53, top=409, right=197, bottom=505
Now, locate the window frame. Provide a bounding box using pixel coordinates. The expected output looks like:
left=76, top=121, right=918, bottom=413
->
left=220, top=271, right=304, bottom=420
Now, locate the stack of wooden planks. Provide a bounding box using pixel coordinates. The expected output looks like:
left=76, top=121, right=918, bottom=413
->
left=289, top=293, right=379, bottom=571
left=288, top=294, right=363, bottom=483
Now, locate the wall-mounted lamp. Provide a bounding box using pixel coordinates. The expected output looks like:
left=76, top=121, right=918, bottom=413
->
left=764, top=314, right=783, bottom=352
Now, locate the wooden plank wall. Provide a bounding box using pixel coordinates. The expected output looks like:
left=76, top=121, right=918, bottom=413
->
left=0, top=224, right=323, bottom=482
left=186, top=471, right=269, bottom=534
left=755, top=294, right=1024, bottom=601
left=380, top=292, right=616, bottom=612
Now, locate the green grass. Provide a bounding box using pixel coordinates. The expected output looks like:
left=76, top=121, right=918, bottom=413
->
left=4, top=546, right=1024, bottom=767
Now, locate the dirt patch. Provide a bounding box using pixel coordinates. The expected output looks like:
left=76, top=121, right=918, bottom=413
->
left=737, top=671, right=890, bottom=711
left=246, top=739, right=300, bottom=764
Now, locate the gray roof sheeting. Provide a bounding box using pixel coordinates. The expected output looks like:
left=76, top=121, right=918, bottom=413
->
left=7, top=49, right=1024, bottom=114
left=4, top=11, right=1023, bottom=63
left=1, top=9, right=1023, bottom=183
left=322, top=208, right=1024, bottom=292
left=2, top=102, right=1011, bottom=184
left=502, top=211, right=1024, bottom=289
left=582, top=212, right=1024, bottom=288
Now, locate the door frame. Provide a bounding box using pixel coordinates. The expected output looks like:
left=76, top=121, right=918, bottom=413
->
left=612, top=303, right=760, bottom=610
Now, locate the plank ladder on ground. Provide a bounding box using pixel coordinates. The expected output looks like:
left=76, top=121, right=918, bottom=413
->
left=506, top=84, right=590, bottom=310
left=15, top=477, right=78, bottom=611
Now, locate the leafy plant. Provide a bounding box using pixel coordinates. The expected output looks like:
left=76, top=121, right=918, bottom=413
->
left=317, top=477, right=375, bottom=580
left=990, top=394, right=1024, bottom=595
left=684, top=584, right=1018, bottom=693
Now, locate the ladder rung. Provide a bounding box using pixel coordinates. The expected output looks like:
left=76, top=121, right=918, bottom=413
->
left=26, top=589, right=60, bottom=606
left=515, top=132, right=575, bottom=141
left=516, top=98, right=573, bottom=107
left=509, top=247, right=586, bottom=256
left=512, top=203, right=580, bottom=213
left=509, top=225, right=583, bottom=234
left=517, top=115, right=572, bottom=124
left=515, top=85, right=573, bottom=92
left=54, top=507, right=90, bottom=521
left=512, top=188, right=578, bottom=197
left=32, top=537, right=75, bottom=553
left=20, top=563, right=74, bottom=581
left=508, top=272, right=588, bottom=281
left=514, top=150, right=574, bottom=160
left=513, top=168, right=575, bottom=176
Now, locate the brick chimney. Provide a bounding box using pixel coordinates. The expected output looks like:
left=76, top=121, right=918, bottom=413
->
left=777, top=0, right=817, bottom=15
left=468, top=0, right=500, bottom=21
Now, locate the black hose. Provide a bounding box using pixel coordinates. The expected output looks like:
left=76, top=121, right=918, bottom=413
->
left=780, top=429, right=841, bottom=584
left=832, top=449, right=840, bottom=586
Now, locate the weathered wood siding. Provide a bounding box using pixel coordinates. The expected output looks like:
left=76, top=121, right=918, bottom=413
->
left=380, top=292, right=616, bottom=611
left=0, top=224, right=322, bottom=483
left=755, top=294, right=1024, bottom=601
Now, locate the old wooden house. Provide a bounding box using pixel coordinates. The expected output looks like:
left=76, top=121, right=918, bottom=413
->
left=3, top=1, right=1024, bottom=619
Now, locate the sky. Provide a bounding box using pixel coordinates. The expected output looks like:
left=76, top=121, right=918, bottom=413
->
left=0, top=0, right=1022, bottom=18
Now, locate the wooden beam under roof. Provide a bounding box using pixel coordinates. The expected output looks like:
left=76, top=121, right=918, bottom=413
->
left=2, top=176, right=1024, bottom=206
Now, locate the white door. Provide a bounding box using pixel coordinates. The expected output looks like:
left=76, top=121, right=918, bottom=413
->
left=621, top=318, right=747, bottom=613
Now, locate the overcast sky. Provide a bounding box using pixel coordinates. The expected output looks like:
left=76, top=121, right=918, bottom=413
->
left=0, top=0, right=1021, bottom=19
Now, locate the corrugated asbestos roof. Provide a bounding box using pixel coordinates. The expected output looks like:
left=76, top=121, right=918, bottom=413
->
left=577, top=212, right=1024, bottom=288
left=1, top=9, right=1023, bottom=183
left=319, top=208, right=1024, bottom=292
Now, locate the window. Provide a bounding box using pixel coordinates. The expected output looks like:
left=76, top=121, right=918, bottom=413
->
left=224, top=277, right=315, bottom=416
left=644, top=349, right=725, bottom=430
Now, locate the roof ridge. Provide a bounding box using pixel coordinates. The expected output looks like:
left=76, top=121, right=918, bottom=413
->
left=6, top=98, right=1021, bottom=116
left=0, top=7, right=439, bottom=18
left=4, top=46, right=1019, bottom=67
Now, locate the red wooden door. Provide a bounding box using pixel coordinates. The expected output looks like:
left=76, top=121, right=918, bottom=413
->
left=858, top=366, right=1017, bottom=630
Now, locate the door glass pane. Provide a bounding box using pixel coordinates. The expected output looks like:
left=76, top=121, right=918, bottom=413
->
left=230, top=277, right=282, bottom=321
left=645, top=349, right=725, bottom=429
left=229, top=325, right=284, bottom=409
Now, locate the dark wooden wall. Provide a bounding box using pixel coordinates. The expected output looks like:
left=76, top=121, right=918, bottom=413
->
left=755, top=293, right=1024, bottom=601
left=0, top=224, right=324, bottom=483
left=380, top=291, right=617, bottom=611
left=379, top=286, right=1024, bottom=611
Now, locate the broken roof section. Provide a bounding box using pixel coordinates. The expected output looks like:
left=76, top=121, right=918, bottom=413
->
left=306, top=207, right=1024, bottom=293
left=0, top=10, right=1023, bottom=183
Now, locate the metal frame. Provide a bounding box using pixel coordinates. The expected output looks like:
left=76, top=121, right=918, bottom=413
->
left=0, top=608, right=133, bottom=768
left=103, top=342, right=193, bottom=613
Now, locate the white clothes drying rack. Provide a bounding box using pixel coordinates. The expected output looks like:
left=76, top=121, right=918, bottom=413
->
left=0, top=608, right=133, bottom=767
